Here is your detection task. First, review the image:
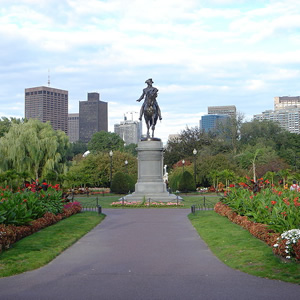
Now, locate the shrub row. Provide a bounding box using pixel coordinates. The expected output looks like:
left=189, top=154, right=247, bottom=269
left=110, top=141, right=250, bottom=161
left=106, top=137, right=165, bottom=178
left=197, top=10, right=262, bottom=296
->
left=214, top=202, right=300, bottom=261
left=0, top=202, right=81, bottom=253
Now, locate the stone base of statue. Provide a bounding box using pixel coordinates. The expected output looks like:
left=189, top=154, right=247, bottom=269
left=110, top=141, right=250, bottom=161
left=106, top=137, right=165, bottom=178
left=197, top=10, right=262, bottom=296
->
left=123, top=139, right=181, bottom=202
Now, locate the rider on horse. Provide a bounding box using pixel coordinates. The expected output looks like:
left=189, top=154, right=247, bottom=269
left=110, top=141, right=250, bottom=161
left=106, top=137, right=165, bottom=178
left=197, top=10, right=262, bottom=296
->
left=136, top=78, right=162, bottom=121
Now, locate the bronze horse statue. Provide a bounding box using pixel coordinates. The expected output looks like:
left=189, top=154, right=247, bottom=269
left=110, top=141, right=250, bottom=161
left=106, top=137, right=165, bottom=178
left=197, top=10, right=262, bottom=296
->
left=143, top=88, right=159, bottom=139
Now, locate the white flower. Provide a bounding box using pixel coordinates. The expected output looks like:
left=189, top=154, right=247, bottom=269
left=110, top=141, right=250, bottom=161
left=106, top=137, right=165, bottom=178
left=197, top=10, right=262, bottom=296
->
left=286, top=256, right=291, bottom=259
left=285, top=250, right=289, bottom=253
left=273, top=243, right=278, bottom=247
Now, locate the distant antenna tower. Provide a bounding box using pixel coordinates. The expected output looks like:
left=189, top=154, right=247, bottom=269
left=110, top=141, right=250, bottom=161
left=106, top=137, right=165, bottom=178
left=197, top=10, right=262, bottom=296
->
left=48, top=69, right=50, bottom=86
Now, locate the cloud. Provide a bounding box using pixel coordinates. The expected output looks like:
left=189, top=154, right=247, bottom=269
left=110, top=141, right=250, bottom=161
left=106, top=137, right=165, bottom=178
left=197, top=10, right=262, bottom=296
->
left=1, top=0, right=300, bottom=142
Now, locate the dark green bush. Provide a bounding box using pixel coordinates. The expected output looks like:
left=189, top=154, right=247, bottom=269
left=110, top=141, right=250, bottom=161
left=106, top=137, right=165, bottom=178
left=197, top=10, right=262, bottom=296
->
left=178, top=171, right=196, bottom=192
left=111, top=172, right=135, bottom=194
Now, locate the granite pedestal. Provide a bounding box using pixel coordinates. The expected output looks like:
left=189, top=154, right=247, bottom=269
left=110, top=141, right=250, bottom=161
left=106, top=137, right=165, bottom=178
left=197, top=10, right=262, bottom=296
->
left=124, top=139, right=180, bottom=202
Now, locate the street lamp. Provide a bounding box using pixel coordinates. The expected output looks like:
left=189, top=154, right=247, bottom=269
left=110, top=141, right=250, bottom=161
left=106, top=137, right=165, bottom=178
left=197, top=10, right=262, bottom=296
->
left=125, top=160, right=128, bottom=173
left=109, top=150, right=113, bottom=188
left=182, top=159, right=185, bottom=173
left=193, top=148, right=197, bottom=186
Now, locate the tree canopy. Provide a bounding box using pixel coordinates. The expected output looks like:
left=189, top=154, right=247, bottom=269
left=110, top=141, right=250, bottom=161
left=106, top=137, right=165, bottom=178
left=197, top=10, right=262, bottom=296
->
left=0, top=119, right=70, bottom=180
left=88, top=131, right=124, bottom=153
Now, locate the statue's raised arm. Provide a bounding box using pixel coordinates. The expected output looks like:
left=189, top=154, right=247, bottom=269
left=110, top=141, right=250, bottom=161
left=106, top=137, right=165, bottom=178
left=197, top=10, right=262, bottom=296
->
left=136, top=79, right=162, bottom=139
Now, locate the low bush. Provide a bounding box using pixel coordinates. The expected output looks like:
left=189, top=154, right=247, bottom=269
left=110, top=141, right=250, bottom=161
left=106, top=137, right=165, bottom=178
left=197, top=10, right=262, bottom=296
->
left=178, top=171, right=196, bottom=192
left=0, top=202, right=81, bottom=253
left=111, top=172, right=135, bottom=194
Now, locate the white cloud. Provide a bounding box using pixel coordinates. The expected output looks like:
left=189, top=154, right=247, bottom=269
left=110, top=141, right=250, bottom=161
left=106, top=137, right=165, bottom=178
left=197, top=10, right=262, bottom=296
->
left=1, top=0, right=300, bottom=140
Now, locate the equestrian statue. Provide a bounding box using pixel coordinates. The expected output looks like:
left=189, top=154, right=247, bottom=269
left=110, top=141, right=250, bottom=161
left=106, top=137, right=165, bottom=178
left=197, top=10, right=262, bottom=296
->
left=136, top=78, right=162, bottom=139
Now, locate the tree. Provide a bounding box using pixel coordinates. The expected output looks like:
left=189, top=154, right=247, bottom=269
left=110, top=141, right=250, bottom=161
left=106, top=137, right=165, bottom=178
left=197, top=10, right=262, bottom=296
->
left=70, top=141, right=88, bottom=157
left=124, top=143, right=138, bottom=156
left=0, top=117, right=26, bottom=138
left=65, top=150, right=138, bottom=188
left=88, top=131, right=124, bottom=153
left=239, top=119, right=283, bottom=147
left=178, top=171, right=196, bottom=192
left=164, top=126, right=213, bottom=168
left=215, top=112, right=244, bottom=155
left=237, top=144, right=278, bottom=182
left=111, top=172, right=135, bottom=194
left=0, top=119, right=70, bottom=180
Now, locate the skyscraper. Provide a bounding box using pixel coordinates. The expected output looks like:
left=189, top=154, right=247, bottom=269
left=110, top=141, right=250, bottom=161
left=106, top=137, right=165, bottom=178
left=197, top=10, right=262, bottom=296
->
left=79, top=92, right=108, bottom=143
left=25, top=86, right=68, bottom=134
left=253, top=107, right=300, bottom=134
left=68, top=113, right=79, bottom=143
left=200, top=114, right=230, bottom=133
left=114, top=117, right=142, bottom=145
left=208, top=105, right=236, bottom=118
left=274, top=96, right=300, bottom=110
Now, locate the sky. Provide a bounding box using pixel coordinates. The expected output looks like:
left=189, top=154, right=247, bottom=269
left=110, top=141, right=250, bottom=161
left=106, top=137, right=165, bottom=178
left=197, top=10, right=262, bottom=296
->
left=1, top=0, right=300, bottom=144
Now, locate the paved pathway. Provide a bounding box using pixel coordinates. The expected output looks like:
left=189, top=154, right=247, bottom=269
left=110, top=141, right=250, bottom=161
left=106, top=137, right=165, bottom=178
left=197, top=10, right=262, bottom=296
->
left=0, top=209, right=299, bottom=300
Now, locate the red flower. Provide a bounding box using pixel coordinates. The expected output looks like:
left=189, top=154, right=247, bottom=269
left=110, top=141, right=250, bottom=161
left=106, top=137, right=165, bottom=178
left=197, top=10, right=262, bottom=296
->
left=271, top=201, right=277, bottom=205
left=229, top=184, right=235, bottom=187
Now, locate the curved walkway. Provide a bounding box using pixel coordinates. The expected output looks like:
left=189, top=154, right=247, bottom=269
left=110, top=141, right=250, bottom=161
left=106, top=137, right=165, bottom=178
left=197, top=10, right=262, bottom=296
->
left=0, top=209, right=299, bottom=300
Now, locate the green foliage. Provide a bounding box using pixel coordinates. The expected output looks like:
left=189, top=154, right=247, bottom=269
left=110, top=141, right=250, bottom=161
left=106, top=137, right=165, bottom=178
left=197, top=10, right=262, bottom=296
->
left=178, top=171, right=196, bottom=192
left=0, top=119, right=70, bottom=180
left=69, top=141, right=88, bottom=157
left=88, top=131, right=124, bottom=153
left=65, top=150, right=137, bottom=188
left=221, top=187, right=300, bottom=232
left=0, top=117, right=26, bottom=138
left=0, top=187, right=63, bottom=225
left=124, top=143, right=138, bottom=156
left=111, top=172, right=134, bottom=194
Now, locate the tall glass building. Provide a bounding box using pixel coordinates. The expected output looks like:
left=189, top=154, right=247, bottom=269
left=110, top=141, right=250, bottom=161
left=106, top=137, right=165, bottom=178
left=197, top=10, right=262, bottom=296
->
left=200, top=114, right=230, bottom=133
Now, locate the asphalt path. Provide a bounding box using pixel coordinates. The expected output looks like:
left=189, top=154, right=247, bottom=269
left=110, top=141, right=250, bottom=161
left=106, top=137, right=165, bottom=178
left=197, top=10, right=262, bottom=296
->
left=0, top=209, right=299, bottom=300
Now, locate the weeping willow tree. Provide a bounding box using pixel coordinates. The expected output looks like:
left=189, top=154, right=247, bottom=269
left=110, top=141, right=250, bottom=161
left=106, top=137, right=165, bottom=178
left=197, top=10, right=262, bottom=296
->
left=0, top=119, right=70, bottom=181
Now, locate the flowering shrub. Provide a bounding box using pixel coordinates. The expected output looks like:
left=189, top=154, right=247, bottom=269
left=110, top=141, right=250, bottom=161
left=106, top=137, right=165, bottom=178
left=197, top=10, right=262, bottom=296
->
left=221, top=187, right=300, bottom=233
left=0, top=202, right=82, bottom=253
left=0, top=185, right=64, bottom=225
left=273, top=229, right=300, bottom=260
left=111, top=200, right=184, bottom=208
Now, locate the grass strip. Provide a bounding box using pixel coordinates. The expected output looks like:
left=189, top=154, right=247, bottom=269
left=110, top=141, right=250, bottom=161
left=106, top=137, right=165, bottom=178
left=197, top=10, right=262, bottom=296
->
left=0, top=211, right=105, bottom=277
left=76, top=194, right=221, bottom=208
left=189, top=210, right=300, bottom=285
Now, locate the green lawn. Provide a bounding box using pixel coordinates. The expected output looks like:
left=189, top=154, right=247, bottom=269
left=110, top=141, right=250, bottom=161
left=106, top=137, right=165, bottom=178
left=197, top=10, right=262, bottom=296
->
left=0, top=212, right=105, bottom=277
left=189, top=210, right=300, bottom=285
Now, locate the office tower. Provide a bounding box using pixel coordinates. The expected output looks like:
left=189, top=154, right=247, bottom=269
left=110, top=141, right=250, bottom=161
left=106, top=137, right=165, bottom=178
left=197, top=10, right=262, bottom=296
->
left=208, top=105, right=236, bottom=118
left=200, top=114, right=230, bottom=133
left=114, top=116, right=142, bottom=145
left=253, top=107, right=300, bottom=134
left=68, top=113, right=79, bottom=143
left=274, top=96, right=300, bottom=110
left=79, top=92, right=108, bottom=143
left=25, top=86, right=68, bottom=134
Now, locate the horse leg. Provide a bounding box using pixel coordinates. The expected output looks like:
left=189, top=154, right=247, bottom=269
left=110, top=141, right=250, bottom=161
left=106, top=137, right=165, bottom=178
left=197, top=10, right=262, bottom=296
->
left=146, top=122, right=150, bottom=138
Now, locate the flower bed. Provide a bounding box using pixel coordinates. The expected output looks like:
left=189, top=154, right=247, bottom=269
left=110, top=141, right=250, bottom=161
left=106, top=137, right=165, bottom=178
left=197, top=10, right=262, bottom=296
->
left=111, top=200, right=184, bottom=208
left=0, top=202, right=82, bottom=252
left=214, top=202, right=300, bottom=261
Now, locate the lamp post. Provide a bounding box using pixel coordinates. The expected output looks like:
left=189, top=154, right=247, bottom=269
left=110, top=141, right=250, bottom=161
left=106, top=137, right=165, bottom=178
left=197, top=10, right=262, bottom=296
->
left=193, top=148, right=197, bottom=186
left=109, top=150, right=113, bottom=188
left=125, top=160, right=128, bottom=174
left=182, top=159, right=185, bottom=173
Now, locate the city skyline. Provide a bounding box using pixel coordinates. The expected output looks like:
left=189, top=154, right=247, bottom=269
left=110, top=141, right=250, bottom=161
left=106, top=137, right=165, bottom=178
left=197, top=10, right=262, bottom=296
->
left=1, top=0, right=300, bottom=143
